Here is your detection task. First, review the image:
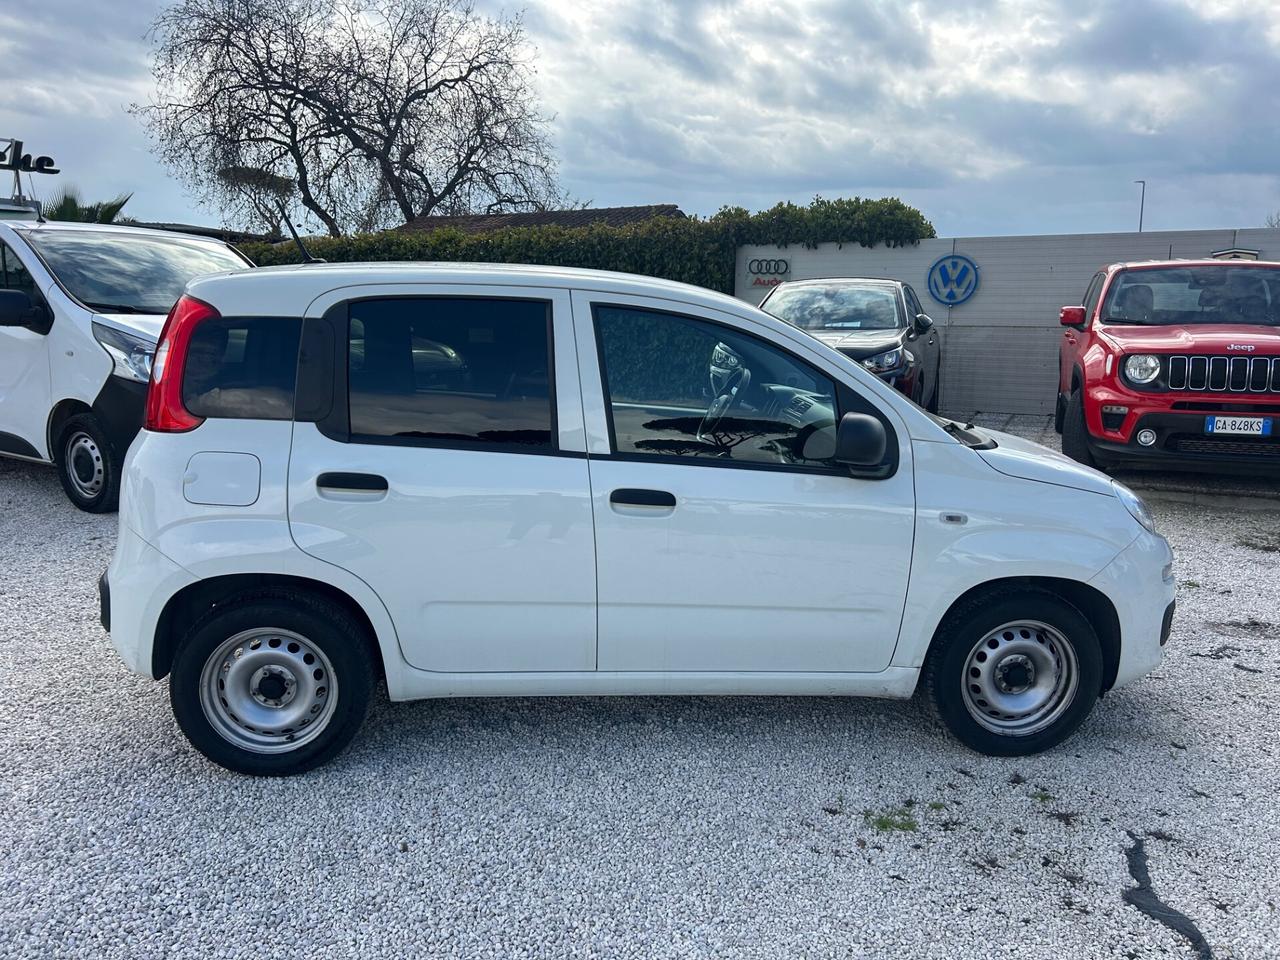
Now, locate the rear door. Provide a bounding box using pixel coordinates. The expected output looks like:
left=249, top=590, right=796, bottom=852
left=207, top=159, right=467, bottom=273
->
left=287, top=285, right=597, bottom=673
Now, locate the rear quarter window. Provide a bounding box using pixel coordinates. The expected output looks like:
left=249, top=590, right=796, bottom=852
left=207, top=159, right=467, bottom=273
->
left=183, top=317, right=302, bottom=420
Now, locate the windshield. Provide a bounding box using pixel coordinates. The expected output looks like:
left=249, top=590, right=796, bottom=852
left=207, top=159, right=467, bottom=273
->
left=20, top=229, right=249, bottom=314
left=765, top=284, right=903, bottom=331
left=1102, top=265, right=1280, bottom=327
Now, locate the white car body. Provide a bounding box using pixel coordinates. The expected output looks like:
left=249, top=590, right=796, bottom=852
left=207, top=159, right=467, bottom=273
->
left=0, top=220, right=248, bottom=509
left=106, top=263, right=1173, bottom=722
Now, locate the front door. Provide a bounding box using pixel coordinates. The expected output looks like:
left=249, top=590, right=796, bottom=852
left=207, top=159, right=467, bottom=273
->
left=287, top=286, right=597, bottom=673
left=0, top=240, right=51, bottom=458
left=575, top=294, right=916, bottom=674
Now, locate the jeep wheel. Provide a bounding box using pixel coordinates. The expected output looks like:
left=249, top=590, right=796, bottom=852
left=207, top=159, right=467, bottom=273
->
left=1053, top=393, right=1065, bottom=434
left=1060, top=389, right=1098, bottom=468
left=925, top=589, right=1104, bottom=756
left=170, top=593, right=374, bottom=776
left=55, top=413, right=121, bottom=513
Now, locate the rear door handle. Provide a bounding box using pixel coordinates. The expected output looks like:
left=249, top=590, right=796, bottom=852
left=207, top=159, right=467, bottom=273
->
left=610, top=488, right=676, bottom=507
left=317, top=471, right=388, bottom=492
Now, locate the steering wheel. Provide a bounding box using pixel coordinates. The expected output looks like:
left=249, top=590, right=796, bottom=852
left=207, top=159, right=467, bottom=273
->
left=697, top=366, right=751, bottom=441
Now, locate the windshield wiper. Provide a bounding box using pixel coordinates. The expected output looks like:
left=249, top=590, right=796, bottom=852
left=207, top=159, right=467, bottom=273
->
left=83, top=301, right=147, bottom=314
left=1100, top=316, right=1148, bottom=325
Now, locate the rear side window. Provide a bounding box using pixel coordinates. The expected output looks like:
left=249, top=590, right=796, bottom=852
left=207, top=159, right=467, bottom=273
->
left=346, top=297, right=554, bottom=450
left=183, top=317, right=302, bottom=420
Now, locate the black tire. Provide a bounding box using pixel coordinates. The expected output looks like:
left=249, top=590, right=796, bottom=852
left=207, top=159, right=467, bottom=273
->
left=1060, top=389, right=1098, bottom=468
left=924, top=589, right=1104, bottom=756
left=54, top=412, right=121, bottom=513
left=170, top=592, right=374, bottom=776
left=1053, top=393, right=1065, bottom=434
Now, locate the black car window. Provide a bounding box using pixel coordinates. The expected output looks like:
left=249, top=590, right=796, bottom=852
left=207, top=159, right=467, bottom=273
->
left=764, top=284, right=902, bottom=331
left=183, top=317, right=302, bottom=421
left=1082, top=273, right=1104, bottom=320
left=0, top=241, right=37, bottom=297
left=347, top=297, right=554, bottom=450
left=904, top=285, right=924, bottom=318
left=595, top=305, right=840, bottom=470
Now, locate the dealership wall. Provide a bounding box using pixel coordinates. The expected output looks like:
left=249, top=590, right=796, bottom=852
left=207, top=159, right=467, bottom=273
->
left=736, top=228, right=1280, bottom=415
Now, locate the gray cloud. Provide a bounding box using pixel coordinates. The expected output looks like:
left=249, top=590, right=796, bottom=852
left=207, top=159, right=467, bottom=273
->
left=4, top=0, right=1279, bottom=234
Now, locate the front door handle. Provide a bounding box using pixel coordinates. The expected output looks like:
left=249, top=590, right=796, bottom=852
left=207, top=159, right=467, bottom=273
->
left=610, top=488, right=676, bottom=508
left=317, top=471, right=388, bottom=492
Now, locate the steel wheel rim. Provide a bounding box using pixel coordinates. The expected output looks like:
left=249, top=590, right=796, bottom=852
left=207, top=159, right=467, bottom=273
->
left=65, top=432, right=105, bottom=498
left=198, top=628, right=339, bottom=754
left=961, top=620, right=1079, bottom=736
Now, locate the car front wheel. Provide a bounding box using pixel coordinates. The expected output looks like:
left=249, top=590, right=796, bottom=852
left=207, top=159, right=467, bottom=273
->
left=925, top=590, right=1104, bottom=756
left=169, top=593, right=374, bottom=775
left=1060, top=389, right=1098, bottom=468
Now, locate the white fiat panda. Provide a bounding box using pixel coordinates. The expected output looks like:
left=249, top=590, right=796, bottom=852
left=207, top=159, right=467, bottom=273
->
left=102, top=263, right=1175, bottom=775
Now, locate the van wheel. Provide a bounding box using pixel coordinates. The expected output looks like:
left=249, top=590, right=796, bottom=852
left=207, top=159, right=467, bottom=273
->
left=169, top=593, right=374, bottom=776
left=924, top=590, right=1103, bottom=756
left=1060, top=389, right=1098, bottom=468
left=55, top=413, right=120, bottom=512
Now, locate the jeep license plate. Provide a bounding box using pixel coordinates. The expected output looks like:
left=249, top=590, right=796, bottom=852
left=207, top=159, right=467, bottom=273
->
left=1205, top=416, right=1272, bottom=436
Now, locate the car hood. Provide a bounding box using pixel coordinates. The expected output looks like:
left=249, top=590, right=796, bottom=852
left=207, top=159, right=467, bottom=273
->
left=976, top=429, right=1115, bottom=497
left=92, top=312, right=165, bottom=343
left=1097, top=323, right=1280, bottom=354
left=807, top=328, right=906, bottom=360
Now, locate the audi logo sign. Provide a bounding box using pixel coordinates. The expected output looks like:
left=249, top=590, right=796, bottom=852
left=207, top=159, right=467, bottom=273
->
left=748, top=258, right=789, bottom=288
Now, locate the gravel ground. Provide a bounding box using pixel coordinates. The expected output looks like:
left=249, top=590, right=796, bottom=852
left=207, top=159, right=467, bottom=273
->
left=1, top=451, right=1278, bottom=960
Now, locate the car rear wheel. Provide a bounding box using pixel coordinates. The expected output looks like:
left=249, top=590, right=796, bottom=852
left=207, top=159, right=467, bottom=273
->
left=1060, top=389, right=1098, bottom=468
left=54, top=413, right=120, bottom=513
left=926, top=363, right=941, bottom=413
left=924, top=590, right=1103, bottom=756
left=170, top=593, right=374, bottom=775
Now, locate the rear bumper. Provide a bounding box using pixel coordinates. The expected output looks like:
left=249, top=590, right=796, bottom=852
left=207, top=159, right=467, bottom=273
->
left=105, top=523, right=196, bottom=677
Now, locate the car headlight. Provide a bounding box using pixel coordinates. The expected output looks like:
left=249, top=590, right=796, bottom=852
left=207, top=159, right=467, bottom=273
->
left=862, top=347, right=907, bottom=374
left=1124, top=354, right=1160, bottom=384
left=92, top=322, right=155, bottom=383
left=1113, top=480, right=1157, bottom=534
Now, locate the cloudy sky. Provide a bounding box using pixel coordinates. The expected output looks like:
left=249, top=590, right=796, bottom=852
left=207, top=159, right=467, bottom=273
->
left=3, top=0, right=1279, bottom=236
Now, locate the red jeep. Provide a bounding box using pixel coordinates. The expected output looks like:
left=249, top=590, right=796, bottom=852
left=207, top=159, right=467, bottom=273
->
left=1057, top=260, right=1280, bottom=471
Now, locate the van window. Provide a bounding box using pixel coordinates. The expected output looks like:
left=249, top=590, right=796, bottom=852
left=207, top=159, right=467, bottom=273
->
left=183, top=317, right=301, bottom=420
left=0, top=241, right=37, bottom=296
left=594, top=305, right=840, bottom=469
left=346, top=297, right=554, bottom=450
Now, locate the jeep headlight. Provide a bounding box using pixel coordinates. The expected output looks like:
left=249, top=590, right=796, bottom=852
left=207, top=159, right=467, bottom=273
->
left=1113, top=480, right=1157, bottom=534
left=1124, top=354, right=1160, bottom=384
left=92, top=322, right=155, bottom=383
left=862, top=347, right=907, bottom=374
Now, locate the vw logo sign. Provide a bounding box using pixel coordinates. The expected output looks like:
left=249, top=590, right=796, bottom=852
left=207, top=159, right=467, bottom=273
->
left=748, top=258, right=789, bottom=275
left=927, top=254, right=979, bottom=306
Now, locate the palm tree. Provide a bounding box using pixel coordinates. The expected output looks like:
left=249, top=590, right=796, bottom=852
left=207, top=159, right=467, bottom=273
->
left=44, top=186, right=132, bottom=223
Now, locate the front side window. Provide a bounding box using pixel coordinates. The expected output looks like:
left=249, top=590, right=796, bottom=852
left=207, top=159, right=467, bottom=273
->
left=763, top=283, right=903, bottom=331
left=1102, top=266, right=1280, bottom=326
left=183, top=317, right=301, bottom=420
left=0, top=241, right=37, bottom=296
left=19, top=229, right=248, bottom=314
left=595, top=305, right=839, bottom=469
left=347, top=297, right=554, bottom=450
left=1082, top=273, right=1103, bottom=319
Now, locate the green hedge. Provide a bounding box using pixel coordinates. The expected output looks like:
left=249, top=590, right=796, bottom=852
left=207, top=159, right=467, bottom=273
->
left=241, top=196, right=934, bottom=295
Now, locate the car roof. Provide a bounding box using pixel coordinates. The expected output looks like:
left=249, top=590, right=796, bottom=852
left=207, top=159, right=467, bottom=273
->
left=1107, top=259, right=1280, bottom=271
left=773, top=277, right=901, bottom=287
left=186, top=261, right=761, bottom=317
left=3, top=219, right=230, bottom=246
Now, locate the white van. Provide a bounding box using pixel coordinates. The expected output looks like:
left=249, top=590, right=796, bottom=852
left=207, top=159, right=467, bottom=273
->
left=0, top=220, right=251, bottom=510
left=102, top=263, right=1175, bottom=775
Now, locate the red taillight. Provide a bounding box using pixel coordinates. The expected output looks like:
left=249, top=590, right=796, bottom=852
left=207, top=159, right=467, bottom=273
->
left=144, top=294, right=217, bottom=432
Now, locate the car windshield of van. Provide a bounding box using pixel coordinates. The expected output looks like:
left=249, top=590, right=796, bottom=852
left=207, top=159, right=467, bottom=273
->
left=764, top=284, right=903, bottom=331
left=20, top=229, right=250, bottom=315
left=1102, top=266, right=1280, bottom=326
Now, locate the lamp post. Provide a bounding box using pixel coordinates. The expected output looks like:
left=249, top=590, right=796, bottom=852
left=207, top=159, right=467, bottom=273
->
left=1134, top=179, right=1146, bottom=233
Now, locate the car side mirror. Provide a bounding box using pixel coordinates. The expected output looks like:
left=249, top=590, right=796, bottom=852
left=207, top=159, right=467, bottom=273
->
left=0, top=290, right=50, bottom=332
left=833, top=412, right=887, bottom=470
left=1060, top=305, right=1086, bottom=328
left=914, top=313, right=934, bottom=334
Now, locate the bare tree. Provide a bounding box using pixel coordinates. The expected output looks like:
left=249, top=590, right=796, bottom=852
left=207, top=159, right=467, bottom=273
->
left=1267, top=211, right=1280, bottom=229
left=134, top=0, right=561, bottom=236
